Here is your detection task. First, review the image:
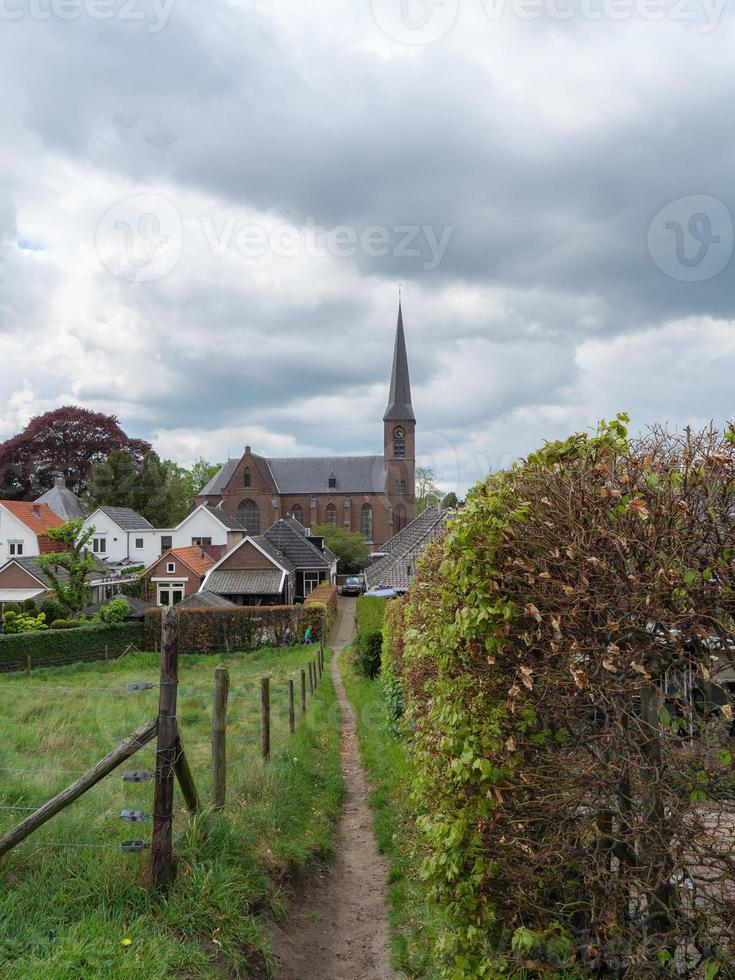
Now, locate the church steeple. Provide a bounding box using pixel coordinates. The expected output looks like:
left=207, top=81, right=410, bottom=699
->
left=383, top=301, right=415, bottom=422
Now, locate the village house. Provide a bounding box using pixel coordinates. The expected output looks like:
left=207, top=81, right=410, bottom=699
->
left=364, top=506, right=451, bottom=593
left=0, top=555, right=134, bottom=612
left=193, top=303, right=417, bottom=548
left=35, top=477, right=83, bottom=521
left=82, top=506, right=165, bottom=567
left=0, top=501, right=66, bottom=563
left=160, top=503, right=247, bottom=557
left=200, top=518, right=337, bottom=606
left=140, top=546, right=216, bottom=607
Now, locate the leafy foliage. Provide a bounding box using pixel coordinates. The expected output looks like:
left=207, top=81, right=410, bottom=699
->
left=35, top=518, right=98, bottom=616
left=303, top=584, right=338, bottom=632
left=0, top=622, right=142, bottom=670
left=355, top=595, right=387, bottom=677
left=0, top=405, right=150, bottom=498
left=440, top=491, right=459, bottom=509
left=416, top=466, right=442, bottom=515
left=388, top=418, right=735, bottom=977
left=310, top=523, right=368, bottom=574
left=2, top=610, right=48, bottom=634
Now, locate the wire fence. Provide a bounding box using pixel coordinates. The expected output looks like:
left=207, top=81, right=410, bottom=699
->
left=0, top=635, right=327, bottom=864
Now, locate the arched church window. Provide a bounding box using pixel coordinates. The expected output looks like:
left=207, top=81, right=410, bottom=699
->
left=361, top=503, right=373, bottom=541
left=325, top=503, right=337, bottom=525
left=244, top=467, right=251, bottom=487
left=394, top=504, right=407, bottom=532
left=291, top=504, right=303, bottom=523
left=237, top=498, right=260, bottom=534
left=394, top=439, right=405, bottom=458
left=394, top=479, right=407, bottom=495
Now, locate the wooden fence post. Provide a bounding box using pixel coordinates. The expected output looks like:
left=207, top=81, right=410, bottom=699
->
left=300, top=669, right=306, bottom=714
left=212, top=667, right=230, bottom=808
left=308, top=661, right=314, bottom=695
left=319, top=636, right=324, bottom=672
left=313, top=659, right=318, bottom=688
left=288, top=679, right=295, bottom=734
left=150, top=607, right=179, bottom=889
left=261, top=677, right=270, bottom=762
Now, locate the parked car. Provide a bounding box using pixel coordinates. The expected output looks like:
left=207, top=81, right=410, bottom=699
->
left=342, top=576, right=363, bottom=596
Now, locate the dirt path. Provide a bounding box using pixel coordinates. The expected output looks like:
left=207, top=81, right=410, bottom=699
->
left=267, top=598, right=394, bottom=980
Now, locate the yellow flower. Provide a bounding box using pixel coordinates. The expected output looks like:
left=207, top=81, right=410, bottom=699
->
left=121, top=938, right=132, bottom=947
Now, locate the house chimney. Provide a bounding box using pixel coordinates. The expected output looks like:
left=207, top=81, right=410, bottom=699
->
left=55, top=476, right=66, bottom=489
left=32, top=504, right=41, bottom=519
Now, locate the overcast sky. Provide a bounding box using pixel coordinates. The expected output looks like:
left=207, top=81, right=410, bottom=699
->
left=1, top=0, right=734, bottom=494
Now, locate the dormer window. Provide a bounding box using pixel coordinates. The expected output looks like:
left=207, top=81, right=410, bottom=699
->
left=328, top=472, right=336, bottom=490
left=244, top=468, right=251, bottom=488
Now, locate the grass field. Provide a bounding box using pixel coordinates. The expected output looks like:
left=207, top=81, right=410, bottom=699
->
left=340, top=645, right=441, bottom=978
left=0, top=644, right=343, bottom=978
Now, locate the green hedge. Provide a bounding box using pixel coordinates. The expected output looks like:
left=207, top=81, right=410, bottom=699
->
left=144, top=603, right=328, bottom=654
left=355, top=595, right=387, bottom=677
left=0, top=623, right=143, bottom=672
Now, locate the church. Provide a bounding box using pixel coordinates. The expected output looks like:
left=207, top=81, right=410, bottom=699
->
left=194, top=303, right=416, bottom=548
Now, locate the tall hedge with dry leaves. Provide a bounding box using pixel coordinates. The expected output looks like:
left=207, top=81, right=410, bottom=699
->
left=391, top=418, right=735, bottom=978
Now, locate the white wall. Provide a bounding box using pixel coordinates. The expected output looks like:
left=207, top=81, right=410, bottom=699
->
left=83, top=511, right=164, bottom=566
left=0, top=506, right=40, bottom=562
left=170, top=507, right=230, bottom=550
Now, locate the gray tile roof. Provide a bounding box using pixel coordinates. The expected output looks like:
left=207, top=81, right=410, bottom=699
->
left=267, top=455, right=385, bottom=494
left=179, top=590, right=236, bottom=608
left=35, top=484, right=83, bottom=520
left=3, top=556, right=128, bottom=589
left=264, top=519, right=332, bottom=568
left=199, top=459, right=238, bottom=496
left=204, top=505, right=245, bottom=531
left=365, top=508, right=451, bottom=592
left=250, top=534, right=297, bottom=571
left=98, top=507, right=154, bottom=531
left=206, top=569, right=284, bottom=595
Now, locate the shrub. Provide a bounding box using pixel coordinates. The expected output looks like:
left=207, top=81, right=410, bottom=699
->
left=354, top=596, right=387, bottom=677
left=399, top=418, right=735, bottom=976
left=22, top=598, right=37, bottom=612
left=99, top=597, right=131, bottom=624
left=0, top=622, right=142, bottom=671
left=49, top=619, right=81, bottom=630
left=144, top=603, right=330, bottom=653
left=39, top=599, right=65, bottom=624
left=381, top=595, right=406, bottom=730
left=2, top=610, right=47, bottom=634
left=3, top=603, right=20, bottom=616
left=304, top=584, right=338, bottom=632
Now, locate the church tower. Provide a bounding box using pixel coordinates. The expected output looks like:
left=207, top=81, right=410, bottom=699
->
left=384, top=301, right=416, bottom=531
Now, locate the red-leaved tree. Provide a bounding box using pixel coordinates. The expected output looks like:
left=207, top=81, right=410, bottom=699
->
left=0, top=406, right=151, bottom=499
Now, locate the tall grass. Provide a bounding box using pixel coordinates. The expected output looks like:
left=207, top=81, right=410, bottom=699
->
left=0, top=645, right=342, bottom=978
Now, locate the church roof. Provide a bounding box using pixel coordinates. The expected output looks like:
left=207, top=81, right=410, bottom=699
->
left=267, top=456, right=385, bottom=494
left=383, top=302, right=415, bottom=422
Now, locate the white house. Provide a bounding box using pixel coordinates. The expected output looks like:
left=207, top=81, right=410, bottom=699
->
left=0, top=501, right=65, bottom=564
left=82, top=507, right=164, bottom=567
left=166, top=504, right=246, bottom=554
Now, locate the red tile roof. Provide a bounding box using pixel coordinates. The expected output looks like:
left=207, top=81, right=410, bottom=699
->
left=1, top=501, right=64, bottom=535
left=169, top=546, right=215, bottom=578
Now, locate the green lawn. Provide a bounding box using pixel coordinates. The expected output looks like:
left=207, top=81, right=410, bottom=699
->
left=0, top=644, right=342, bottom=978
left=339, top=646, right=441, bottom=978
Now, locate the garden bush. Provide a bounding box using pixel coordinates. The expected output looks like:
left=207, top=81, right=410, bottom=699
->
left=304, top=584, right=338, bottom=632
left=144, top=602, right=330, bottom=654
left=0, top=622, right=143, bottom=671
left=380, top=595, right=406, bottom=730
left=397, top=418, right=735, bottom=977
left=354, top=595, right=387, bottom=677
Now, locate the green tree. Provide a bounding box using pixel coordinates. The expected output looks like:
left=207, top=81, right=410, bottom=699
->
left=188, top=457, right=221, bottom=497
left=416, top=466, right=442, bottom=515
left=310, top=524, right=369, bottom=574
left=35, top=519, right=98, bottom=616
left=441, top=491, right=459, bottom=509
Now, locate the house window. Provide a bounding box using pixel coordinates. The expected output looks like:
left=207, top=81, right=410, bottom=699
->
left=161, top=535, right=173, bottom=551
left=394, top=504, right=407, bottom=532
left=325, top=503, right=337, bottom=525
left=167, top=562, right=176, bottom=573
left=158, top=583, right=185, bottom=606
left=8, top=541, right=23, bottom=556
left=291, top=504, right=303, bottom=523
left=191, top=537, right=211, bottom=546
left=244, top=467, right=251, bottom=488
left=236, top=498, right=260, bottom=534
left=92, top=537, right=107, bottom=554
left=328, top=472, right=336, bottom=490
left=394, top=439, right=405, bottom=458
left=361, top=503, right=373, bottom=541
left=134, top=538, right=144, bottom=549
left=304, top=572, right=320, bottom=595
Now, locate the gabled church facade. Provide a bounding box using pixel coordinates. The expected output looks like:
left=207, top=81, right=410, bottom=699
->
left=194, top=303, right=416, bottom=547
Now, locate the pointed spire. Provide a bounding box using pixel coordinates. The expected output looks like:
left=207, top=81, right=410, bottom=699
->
left=383, top=299, right=415, bottom=422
